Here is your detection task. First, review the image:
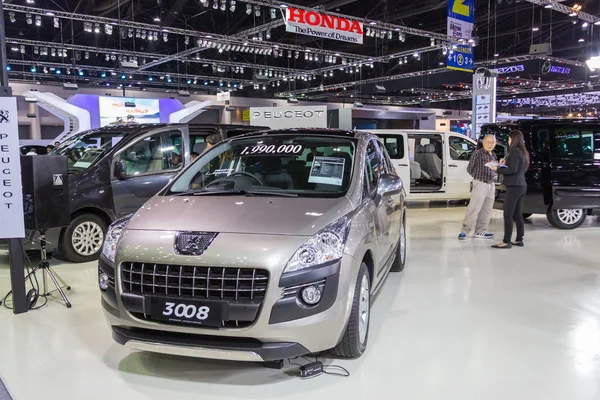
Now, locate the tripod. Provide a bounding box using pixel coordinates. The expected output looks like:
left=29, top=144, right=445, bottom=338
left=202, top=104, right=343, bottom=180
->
left=37, top=230, right=72, bottom=308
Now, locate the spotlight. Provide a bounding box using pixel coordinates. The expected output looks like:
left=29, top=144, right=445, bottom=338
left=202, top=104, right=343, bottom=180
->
left=246, top=3, right=252, bottom=14
left=213, top=0, right=218, bottom=9
left=30, top=66, right=37, bottom=73
left=153, top=31, right=159, bottom=41
left=184, top=35, right=190, bottom=45
left=148, top=76, right=153, bottom=81
left=26, top=14, right=32, bottom=25
left=55, top=69, right=61, bottom=75
left=141, top=30, right=147, bottom=40
left=295, top=51, right=299, bottom=59
left=230, top=0, right=236, bottom=12
left=220, top=0, right=226, bottom=11
left=430, top=37, right=435, bottom=46
left=84, top=51, right=89, bottom=59
left=43, top=67, right=48, bottom=73
left=167, top=77, right=172, bottom=83
left=9, top=12, right=15, bottom=23
left=270, top=8, right=277, bottom=19
left=388, top=31, right=393, bottom=40
left=254, top=5, right=261, bottom=16
left=94, top=23, right=100, bottom=33
left=266, top=29, right=271, bottom=39
left=105, top=24, right=113, bottom=34
left=101, top=72, right=107, bottom=78
left=20, top=45, right=25, bottom=54
left=200, top=0, right=209, bottom=6
left=78, top=70, right=84, bottom=76
left=121, top=74, right=126, bottom=79
left=53, top=17, right=59, bottom=28
left=163, top=32, right=168, bottom=42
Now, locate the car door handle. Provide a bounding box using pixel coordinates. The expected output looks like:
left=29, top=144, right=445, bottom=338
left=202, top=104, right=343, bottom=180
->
left=449, top=164, right=459, bottom=167
left=398, top=164, right=409, bottom=167
left=385, top=198, right=395, bottom=206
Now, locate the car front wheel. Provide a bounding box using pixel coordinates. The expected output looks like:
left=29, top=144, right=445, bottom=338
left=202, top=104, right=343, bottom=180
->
left=331, top=263, right=370, bottom=359
left=547, top=207, right=587, bottom=230
left=59, top=214, right=107, bottom=263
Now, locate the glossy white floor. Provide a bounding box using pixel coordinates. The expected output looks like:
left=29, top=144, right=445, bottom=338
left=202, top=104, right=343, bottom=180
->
left=2, top=207, right=600, bottom=400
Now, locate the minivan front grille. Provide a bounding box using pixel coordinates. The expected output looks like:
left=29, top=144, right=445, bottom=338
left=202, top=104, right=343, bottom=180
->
left=121, top=262, right=269, bottom=301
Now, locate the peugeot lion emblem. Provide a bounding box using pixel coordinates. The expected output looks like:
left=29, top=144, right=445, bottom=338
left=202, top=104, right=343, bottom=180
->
left=174, top=232, right=218, bottom=256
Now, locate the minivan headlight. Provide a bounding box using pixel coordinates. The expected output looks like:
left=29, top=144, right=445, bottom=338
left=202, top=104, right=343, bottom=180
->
left=283, top=215, right=351, bottom=274
left=102, top=214, right=134, bottom=263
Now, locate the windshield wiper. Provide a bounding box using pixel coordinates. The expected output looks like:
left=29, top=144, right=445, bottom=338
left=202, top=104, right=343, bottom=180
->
left=171, top=189, right=298, bottom=197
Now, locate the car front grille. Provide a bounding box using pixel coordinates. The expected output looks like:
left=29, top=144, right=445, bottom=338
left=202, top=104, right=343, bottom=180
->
left=120, top=262, right=269, bottom=328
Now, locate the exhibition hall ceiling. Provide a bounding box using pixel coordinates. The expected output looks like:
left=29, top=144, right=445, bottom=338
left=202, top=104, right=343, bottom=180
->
left=3, top=0, right=600, bottom=111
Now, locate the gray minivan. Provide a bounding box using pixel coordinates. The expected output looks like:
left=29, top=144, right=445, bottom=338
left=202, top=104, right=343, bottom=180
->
left=24, top=124, right=267, bottom=262
left=99, top=128, right=408, bottom=362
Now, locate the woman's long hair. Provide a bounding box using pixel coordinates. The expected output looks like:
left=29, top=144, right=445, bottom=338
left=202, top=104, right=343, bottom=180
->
left=508, top=130, right=530, bottom=168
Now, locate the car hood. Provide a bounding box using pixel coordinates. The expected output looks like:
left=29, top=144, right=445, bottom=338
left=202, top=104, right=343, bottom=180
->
left=126, top=195, right=354, bottom=236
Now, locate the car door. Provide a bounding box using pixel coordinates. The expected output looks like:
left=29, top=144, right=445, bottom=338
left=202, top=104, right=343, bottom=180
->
left=378, top=133, right=410, bottom=195
left=111, top=129, right=184, bottom=216
left=365, top=139, right=394, bottom=274
left=446, top=134, right=476, bottom=197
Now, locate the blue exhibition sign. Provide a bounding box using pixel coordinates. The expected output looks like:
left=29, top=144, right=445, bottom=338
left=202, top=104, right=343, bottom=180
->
left=448, top=0, right=474, bottom=24
left=446, top=45, right=474, bottom=72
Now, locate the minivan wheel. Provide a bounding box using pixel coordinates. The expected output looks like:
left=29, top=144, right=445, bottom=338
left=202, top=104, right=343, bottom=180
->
left=547, top=207, right=587, bottom=230
left=331, top=263, right=370, bottom=359
left=59, top=214, right=107, bottom=263
left=391, top=220, right=406, bottom=272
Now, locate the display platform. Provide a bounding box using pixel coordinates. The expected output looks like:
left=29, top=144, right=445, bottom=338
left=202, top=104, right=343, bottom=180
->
left=1, top=207, right=600, bottom=400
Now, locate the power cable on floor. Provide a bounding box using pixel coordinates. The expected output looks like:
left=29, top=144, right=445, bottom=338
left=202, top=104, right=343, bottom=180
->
left=287, top=356, right=350, bottom=380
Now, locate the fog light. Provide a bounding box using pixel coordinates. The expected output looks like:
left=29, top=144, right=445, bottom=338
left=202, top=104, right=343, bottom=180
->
left=99, top=273, right=109, bottom=290
left=301, top=285, right=322, bottom=305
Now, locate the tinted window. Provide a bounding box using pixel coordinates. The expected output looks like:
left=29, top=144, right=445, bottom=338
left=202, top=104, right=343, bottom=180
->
left=379, top=136, right=405, bottom=159
left=449, top=136, right=476, bottom=160
left=52, top=130, right=126, bottom=171
left=365, top=139, right=384, bottom=191
left=553, top=127, right=582, bottom=158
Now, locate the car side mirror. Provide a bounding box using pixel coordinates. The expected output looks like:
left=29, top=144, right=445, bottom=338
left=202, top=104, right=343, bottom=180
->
left=376, top=173, right=404, bottom=201
left=114, top=160, right=127, bottom=180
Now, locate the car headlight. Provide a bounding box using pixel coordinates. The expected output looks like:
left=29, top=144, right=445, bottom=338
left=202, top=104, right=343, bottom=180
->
left=102, top=214, right=134, bottom=263
left=283, top=215, right=351, bottom=274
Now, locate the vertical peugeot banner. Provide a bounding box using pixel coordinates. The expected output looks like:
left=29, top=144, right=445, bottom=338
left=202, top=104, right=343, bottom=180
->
left=447, top=0, right=475, bottom=73
left=0, top=96, right=25, bottom=239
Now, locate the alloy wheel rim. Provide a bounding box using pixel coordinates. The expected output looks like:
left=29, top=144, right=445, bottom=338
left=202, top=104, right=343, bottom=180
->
left=400, top=223, right=406, bottom=264
left=557, top=209, right=583, bottom=225
left=72, top=221, right=104, bottom=256
left=358, top=274, right=370, bottom=345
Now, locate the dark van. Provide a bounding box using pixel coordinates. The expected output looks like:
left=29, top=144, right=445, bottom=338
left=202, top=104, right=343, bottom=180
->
left=30, top=123, right=267, bottom=262
left=479, top=120, right=600, bottom=229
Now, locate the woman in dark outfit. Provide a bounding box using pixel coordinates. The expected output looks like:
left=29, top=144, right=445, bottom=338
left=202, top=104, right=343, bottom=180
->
left=491, top=130, right=529, bottom=249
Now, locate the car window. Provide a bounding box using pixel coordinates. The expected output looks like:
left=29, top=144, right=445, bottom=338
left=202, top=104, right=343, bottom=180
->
left=581, top=129, right=600, bottom=158
left=553, top=127, right=582, bottom=158
left=119, top=130, right=183, bottom=176
left=449, top=136, right=476, bottom=160
left=379, top=136, right=405, bottom=159
left=365, top=139, right=384, bottom=192
left=168, top=134, right=357, bottom=198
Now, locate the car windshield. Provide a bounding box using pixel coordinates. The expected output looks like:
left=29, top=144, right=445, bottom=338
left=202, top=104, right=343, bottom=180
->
left=168, top=134, right=356, bottom=198
left=51, top=130, right=126, bottom=172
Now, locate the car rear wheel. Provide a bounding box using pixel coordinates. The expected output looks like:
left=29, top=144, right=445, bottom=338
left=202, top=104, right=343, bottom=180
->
left=331, top=263, right=370, bottom=359
left=391, top=220, right=406, bottom=272
left=59, top=214, right=107, bottom=263
left=547, top=207, right=587, bottom=230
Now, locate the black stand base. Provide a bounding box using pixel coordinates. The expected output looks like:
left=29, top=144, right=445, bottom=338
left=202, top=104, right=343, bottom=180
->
left=263, top=360, right=284, bottom=370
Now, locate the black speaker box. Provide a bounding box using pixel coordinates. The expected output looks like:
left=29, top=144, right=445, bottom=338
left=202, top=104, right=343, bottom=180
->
left=20, top=155, right=70, bottom=230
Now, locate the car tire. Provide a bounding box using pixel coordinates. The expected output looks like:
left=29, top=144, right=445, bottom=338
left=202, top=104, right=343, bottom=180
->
left=522, top=213, right=532, bottom=219
left=58, top=214, right=107, bottom=263
left=546, top=207, right=587, bottom=230
left=331, top=263, right=370, bottom=359
left=391, top=219, right=406, bottom=272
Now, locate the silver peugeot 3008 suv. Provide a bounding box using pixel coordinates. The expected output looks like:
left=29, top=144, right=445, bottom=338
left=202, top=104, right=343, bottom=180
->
left=98, top=129, right=408, bottom=362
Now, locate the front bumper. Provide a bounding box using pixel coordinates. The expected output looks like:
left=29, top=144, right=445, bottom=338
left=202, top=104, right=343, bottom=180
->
left=99, top=231, right=360, bottom=362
